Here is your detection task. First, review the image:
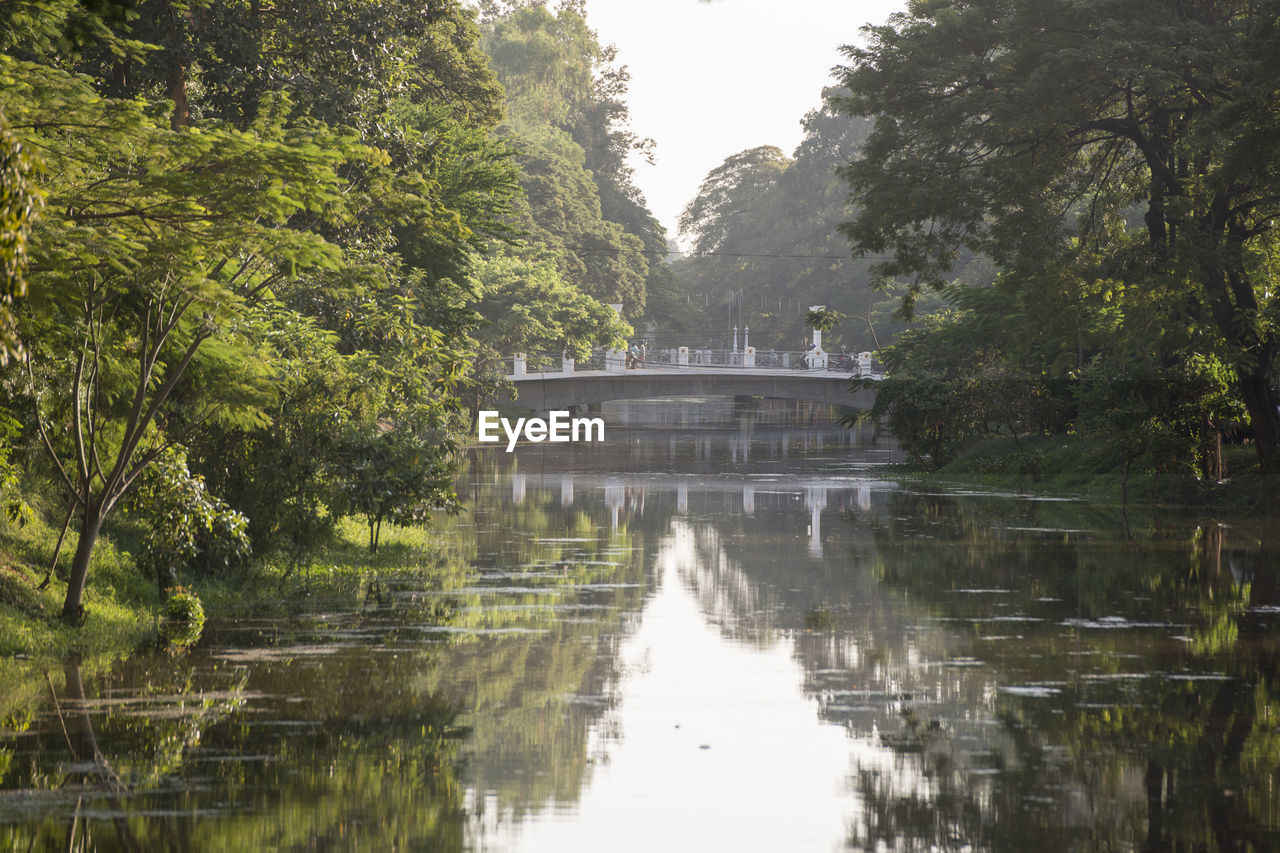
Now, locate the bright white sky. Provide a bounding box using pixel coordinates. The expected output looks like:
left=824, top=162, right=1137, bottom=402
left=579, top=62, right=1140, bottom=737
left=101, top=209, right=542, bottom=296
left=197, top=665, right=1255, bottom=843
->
left=578, top=0, right=906, bottom=247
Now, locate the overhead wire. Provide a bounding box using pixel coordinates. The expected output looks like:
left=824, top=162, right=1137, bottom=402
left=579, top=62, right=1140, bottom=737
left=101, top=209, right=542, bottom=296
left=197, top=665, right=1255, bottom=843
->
left=556, top=245, right=989, bottom=264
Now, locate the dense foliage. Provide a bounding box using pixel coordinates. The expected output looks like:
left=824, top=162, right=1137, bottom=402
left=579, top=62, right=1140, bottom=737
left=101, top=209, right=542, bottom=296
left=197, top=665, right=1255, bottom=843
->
left=835, top=0, right=1280, bottom=481
left=479, top=0, right=671, bottom=325
left=670, top=94, right=967, bottom=352
left=0, top=0, right=664, bottom=624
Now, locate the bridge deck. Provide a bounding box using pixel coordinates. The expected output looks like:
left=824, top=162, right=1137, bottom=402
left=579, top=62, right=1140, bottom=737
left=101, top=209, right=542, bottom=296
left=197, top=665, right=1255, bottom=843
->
left=499, top=365, right=876, bottom=410
left=507, top=366, right=862, bottom=381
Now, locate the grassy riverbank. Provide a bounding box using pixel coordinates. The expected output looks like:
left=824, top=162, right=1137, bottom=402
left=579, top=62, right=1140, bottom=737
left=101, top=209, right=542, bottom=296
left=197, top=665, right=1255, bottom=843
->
left=909, top=435, right=1279, bottom=511
left=0, top=513, right=157, bottom=659
left=198, top=517, right=472, bottom=619
left=0, top=513, right=465, bottom=660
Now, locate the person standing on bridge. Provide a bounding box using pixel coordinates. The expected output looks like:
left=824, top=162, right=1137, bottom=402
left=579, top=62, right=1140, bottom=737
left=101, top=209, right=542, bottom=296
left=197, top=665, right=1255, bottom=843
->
left=800, top=341, right=818, bottom=370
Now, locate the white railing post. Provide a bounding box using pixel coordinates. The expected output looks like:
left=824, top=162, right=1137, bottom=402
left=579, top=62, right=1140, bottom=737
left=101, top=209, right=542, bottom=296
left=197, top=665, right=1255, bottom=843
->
left=743, top=346, right=755, bottom=368
left=814, top=349, right=828, bottom=369
left=858, top=352, right=872, bottom=376
left=678, top=346, right=689, bottom=369
left=563, top=356, right=574, bottom=374
left=513, top=353, right=526, bottom=377
left=605, top=348, right=626, bottom=372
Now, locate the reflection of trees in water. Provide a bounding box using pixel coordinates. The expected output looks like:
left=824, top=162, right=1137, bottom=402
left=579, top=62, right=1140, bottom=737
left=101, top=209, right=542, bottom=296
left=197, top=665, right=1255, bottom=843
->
left=670, top=520, right=773, bottom=643
left=1, top=650, right=470, bottom=850
left=852, top=491, right=1280, bottom=851
left=662, top=485, right=1280, bottom=849
left=49, top=663, right=140, bottom=852
left=669, top=503, right=1031, bottom=847
left=0, top=501, right=645, bottom=850
left=7, top=471, right=1277, bottom=850
left=422, top=477, right=652, bottom=830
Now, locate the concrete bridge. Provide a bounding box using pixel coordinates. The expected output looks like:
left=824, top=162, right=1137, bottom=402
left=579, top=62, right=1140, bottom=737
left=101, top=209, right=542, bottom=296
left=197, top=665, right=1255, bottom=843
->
left=498, top=347, right=881, bottom=412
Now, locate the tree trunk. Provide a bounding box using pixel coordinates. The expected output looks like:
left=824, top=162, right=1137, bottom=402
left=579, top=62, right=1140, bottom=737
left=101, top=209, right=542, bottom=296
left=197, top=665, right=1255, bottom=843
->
left=1238, top=366, right=1280, bottom=475
left=1201, top=418, right=1223, bottom=482
left=1144, top=759, right=1165, bottom=852
left=240, top=0, right=262, bottom=126
left=38, top=503, right=76, bottom=590
left=62, top=508, right=103, bottom=624
left=166, top=3, right=189, bottom=130
left=1201, top=236, right=1279, bottom=474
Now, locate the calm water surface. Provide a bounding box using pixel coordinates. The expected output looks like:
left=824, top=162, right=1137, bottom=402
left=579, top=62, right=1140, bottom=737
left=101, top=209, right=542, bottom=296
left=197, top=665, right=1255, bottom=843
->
left=3, top=410, right=1280, bottom=851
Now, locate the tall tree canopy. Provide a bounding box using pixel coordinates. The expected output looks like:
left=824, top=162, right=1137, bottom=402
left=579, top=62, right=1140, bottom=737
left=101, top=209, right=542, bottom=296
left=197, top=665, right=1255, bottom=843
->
left=2, top=0, right=528, bottom=619
left=480, top=0, right=668, bottom=322
left=835, top=0, right=1280, bottom=471
left=672, top=98, right=932, bottom=351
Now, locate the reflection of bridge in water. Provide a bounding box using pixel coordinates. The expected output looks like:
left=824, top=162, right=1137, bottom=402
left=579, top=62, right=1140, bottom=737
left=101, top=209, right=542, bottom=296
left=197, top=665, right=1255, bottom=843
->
left=508, top=470, right=884, bottom=558
left=499, top=349, right=883, bottom=411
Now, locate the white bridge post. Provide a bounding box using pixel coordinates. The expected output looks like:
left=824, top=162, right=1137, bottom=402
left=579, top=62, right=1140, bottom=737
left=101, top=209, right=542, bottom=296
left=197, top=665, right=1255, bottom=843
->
left=563, top=356, right=574, bottom=374
left=743, top=346, right=755, bottom=368
left=513, top=353, right=526, bottom=377
left=678, top=346, right=689, bottom=369
left=606, top=348, right=626, bottom=372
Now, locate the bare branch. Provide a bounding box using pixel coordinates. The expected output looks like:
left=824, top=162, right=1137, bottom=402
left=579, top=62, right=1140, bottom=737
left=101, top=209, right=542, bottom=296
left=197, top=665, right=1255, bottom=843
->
left=71, top=332, right=90, bottom=486
left=103, top=328, right=212, bottom=504
left=26, top=362, right=86, bottom=507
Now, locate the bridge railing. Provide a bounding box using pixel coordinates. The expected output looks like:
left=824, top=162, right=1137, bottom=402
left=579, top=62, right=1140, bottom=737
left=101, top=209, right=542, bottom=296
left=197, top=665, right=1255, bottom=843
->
left=505, top=349, right=885, bottom=377
left=503, top=351, right=608, bottom=376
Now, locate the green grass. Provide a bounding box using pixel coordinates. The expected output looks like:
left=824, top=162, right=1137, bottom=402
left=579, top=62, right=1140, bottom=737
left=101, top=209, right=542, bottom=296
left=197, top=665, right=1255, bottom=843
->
left=1, top=509, right=470, bottom=661
left=197, top=515, right=472, bottom=619
left=0, top=512, right=159, bottom=659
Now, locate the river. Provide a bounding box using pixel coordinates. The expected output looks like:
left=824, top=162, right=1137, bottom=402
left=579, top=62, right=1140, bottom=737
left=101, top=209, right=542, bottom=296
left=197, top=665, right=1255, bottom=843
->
left=3, top=404, right=1279, bottom=851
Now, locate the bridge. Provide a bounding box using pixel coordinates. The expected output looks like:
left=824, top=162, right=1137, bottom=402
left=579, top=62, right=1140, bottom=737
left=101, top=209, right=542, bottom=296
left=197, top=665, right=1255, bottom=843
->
left=498, top=346, right=882, bottom=412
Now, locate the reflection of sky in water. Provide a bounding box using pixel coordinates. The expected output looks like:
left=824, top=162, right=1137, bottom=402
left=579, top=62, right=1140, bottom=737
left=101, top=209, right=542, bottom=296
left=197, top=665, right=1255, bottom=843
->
left=479, top=521, right=904, bottom=852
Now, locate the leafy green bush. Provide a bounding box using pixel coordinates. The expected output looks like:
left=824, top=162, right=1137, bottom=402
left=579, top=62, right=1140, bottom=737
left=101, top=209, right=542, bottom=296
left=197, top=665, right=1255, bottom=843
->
left=122, top=447, right=250, bottom=592
left=158, top=587, right=205, bottom=648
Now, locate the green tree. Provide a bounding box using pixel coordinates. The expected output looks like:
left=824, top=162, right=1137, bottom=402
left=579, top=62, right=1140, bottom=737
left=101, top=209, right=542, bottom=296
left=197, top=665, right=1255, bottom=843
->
left=505, top=127, right=648, bottom=316
left=835, top=0, right=1280, bottom=471
left=804, top=307, right=846, bottom=335
left=191, top=312, right=364, bottom=562
left=471, top=252, right=631, bottom=360
left=122, top=446, right=249, bottom=592
left=340, top=423, right=458, bottom=554
left=670, top=102, right=917, bottom=350
left=46, top=0, right=524, bottom=570
left=481, top=1, right=665, bottom=322
left=8, top=59, right=358, bottom=621
left=679, top=145, right=791, bottom=256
